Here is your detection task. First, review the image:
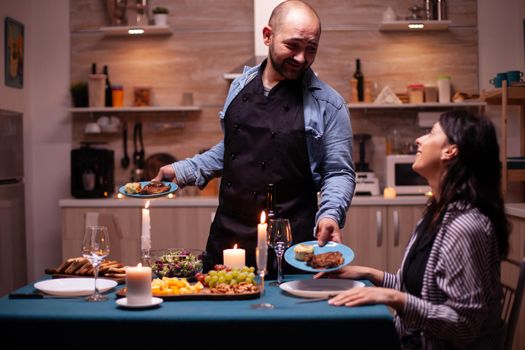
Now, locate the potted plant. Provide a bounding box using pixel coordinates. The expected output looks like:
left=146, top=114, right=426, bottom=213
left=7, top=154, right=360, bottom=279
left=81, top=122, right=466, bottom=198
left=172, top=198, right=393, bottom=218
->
left=152, top=7, right=169, bottom=26
left=70, top=81, right=89, bottom=107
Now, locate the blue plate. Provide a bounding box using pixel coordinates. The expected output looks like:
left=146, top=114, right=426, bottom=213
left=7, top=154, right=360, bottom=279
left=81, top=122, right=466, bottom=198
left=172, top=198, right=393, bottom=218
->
left=118, top=181, right=178, bottom=199
left=284, top=240, right=354, bottom=273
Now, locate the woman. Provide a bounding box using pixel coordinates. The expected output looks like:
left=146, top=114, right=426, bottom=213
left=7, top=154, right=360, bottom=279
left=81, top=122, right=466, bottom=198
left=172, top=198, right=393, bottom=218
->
left=320, top=110, right=509, bottom=349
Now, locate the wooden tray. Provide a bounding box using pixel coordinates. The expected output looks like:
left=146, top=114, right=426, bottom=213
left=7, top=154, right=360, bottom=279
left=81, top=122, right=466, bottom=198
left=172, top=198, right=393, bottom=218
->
left=116, top=287, right=260, bottom=300
left=45, top=269, right=125, bottom=284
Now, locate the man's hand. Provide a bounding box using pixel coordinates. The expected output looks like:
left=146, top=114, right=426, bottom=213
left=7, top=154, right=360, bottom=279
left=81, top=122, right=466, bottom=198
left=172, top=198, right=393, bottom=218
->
left=316, top=217, right=342, bottom=246
left=152, top=164, right=177, bottom=183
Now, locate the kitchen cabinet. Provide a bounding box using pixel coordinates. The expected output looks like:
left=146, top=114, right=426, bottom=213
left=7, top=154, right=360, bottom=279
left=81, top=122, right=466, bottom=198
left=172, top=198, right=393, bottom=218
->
left=503, top=213, right=525, bottom=350
left=341, top=204, right=424, bottom=273
left=98, top=25, right=173, bottom=36
left=482, top=82, right=525, bottom=195
left=60, top=203, right=216, bottom=266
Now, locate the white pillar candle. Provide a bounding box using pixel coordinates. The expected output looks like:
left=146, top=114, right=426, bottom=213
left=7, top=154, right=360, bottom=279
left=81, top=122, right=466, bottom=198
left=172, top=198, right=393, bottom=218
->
left=257, top=211, right=268, bottom=248
left=223, top=244, right=245, bottom=268
left=125, top=263, right=152, bottom=305
left=141, top=201, right=151, bottom=251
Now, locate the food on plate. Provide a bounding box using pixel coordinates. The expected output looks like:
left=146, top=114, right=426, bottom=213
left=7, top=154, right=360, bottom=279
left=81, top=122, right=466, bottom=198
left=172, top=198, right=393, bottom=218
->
left=151, top=277, right=204, bottom=295
left=307, top=251, right=344, bottom=269
left=140, top=181, right=170, bottom=195
left=49, top=257, right=125, bottom=278
left=125, top=182, right=142, bottom=194
left=294, top=243, right=314, bottom=261
left=151, top=249, right=204, bottom=279
left=201, top=265, right=256, bottom=288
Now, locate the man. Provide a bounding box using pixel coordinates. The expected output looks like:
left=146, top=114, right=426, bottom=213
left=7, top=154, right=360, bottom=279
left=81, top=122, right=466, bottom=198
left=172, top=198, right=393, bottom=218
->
left=154, top=1, right=355, bottom=272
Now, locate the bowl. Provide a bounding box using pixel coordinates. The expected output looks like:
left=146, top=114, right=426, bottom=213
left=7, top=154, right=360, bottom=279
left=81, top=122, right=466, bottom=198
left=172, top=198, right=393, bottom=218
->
left=150, top=248, right=205, bottom=279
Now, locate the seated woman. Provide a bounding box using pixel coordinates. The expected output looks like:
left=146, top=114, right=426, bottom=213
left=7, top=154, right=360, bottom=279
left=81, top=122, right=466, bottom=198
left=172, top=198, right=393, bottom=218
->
left=319, top=110, right=509, bottom=349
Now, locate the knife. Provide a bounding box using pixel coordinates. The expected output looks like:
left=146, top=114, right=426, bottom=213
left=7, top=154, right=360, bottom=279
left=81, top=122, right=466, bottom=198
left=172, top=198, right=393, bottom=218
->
left=8, top=293, right=82, bottom=299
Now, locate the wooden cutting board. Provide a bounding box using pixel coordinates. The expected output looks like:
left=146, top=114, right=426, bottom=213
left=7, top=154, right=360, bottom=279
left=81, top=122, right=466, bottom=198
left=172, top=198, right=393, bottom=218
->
left=116, top=287, right=260, bottom=301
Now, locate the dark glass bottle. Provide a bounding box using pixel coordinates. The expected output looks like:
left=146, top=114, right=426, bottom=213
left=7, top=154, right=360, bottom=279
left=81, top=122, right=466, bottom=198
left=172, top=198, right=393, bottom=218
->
left=266, top=183, right=277, bottom=220
left=91, top=63, right=97, bottom=74
left=102, top=65, right=113, bottom=107
left=353, top=58, right=364, bottom=102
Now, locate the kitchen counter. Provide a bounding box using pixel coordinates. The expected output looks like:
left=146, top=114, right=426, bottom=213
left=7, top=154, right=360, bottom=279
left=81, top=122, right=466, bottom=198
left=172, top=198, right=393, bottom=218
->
left=59, top=195, right=429, bottom=208
left=505, top=203, right=525, bottom=219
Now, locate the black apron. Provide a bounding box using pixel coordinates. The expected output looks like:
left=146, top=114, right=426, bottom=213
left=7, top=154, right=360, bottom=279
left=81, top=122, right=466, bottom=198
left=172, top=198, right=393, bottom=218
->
left=204, top=66, right=318, bottom=277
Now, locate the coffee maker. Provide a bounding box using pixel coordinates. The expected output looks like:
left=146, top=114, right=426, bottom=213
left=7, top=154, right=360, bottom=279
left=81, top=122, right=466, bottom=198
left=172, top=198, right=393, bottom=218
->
left=71, top=144, right=114, bottom=198
left=354, top=134, right=380, bottom=196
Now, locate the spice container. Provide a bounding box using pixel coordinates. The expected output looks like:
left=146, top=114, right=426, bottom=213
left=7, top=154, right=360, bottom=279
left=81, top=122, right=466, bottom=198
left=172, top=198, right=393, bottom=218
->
left=112, top=85, right=124, bottom=107
left=134, top=86, right=151, bottom=106
left=407, top=84, right=425, bottom=104
left=437, top=76, right=451, bottom=103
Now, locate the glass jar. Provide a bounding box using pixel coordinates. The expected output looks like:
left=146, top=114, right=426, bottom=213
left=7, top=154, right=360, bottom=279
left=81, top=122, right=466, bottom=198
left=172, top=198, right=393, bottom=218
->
left=111, top=85, right=124, bottom=107
left=407, top=84, right=425, bottom=104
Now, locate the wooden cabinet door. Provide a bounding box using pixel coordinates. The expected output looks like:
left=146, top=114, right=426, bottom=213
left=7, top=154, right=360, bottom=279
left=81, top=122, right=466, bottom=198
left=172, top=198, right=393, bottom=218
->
left=151, top=206, right=216, bottom=251
left=61, top=207, right=141, bottom=266
left=342, top=206, right=388, bottom=271
left=386, top=205, right=424, bottom=274
left=502, top=216, right=525, bottom=350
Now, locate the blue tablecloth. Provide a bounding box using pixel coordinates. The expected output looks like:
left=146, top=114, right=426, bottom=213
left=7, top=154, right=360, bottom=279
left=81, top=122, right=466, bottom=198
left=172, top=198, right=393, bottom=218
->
left=0, top=275, right=400, bottom=348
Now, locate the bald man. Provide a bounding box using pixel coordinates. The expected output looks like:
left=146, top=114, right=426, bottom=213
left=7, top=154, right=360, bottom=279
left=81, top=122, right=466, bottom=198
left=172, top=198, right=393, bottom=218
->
left=154, top=1, right=355, bottom=276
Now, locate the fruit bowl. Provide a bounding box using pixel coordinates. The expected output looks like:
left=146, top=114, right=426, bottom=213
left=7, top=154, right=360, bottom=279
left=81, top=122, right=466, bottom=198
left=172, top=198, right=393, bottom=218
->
left=150, top=249, right=205, bottom=279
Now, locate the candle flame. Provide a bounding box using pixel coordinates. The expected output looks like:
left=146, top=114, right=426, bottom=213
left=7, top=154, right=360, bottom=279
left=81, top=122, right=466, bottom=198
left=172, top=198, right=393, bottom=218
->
left=145, top=200, right=150, bottom=209
left=233, top=244, right=237, bottom=249
left=137, top=263, right=142, bottom=268
left=260, top=211, right=266, bottom=224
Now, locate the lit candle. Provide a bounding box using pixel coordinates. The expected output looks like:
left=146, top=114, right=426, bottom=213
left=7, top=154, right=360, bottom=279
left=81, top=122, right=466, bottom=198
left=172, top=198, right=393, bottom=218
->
left=223, top=244, right=245, bottom=268
left=257, top=211, right=267, bottom=249
left=383, top=187, right=397, bottom=199
left=141, top=200, right=151, bottom=251
left=125, top=263, right=152, bottom=305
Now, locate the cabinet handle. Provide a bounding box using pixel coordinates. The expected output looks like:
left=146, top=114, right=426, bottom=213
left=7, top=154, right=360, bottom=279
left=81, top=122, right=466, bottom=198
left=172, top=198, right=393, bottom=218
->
left=376, top=210, right=383, bottom=247
left=393, top=210, right=400, bottom=247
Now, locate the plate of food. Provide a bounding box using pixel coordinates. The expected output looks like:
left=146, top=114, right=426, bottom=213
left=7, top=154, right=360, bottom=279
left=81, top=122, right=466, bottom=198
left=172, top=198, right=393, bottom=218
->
left=118, top=181, right=178, bottom=198
left=279, top=278, right=364, bottom=298
left=284, top=240, right=354, bottom=273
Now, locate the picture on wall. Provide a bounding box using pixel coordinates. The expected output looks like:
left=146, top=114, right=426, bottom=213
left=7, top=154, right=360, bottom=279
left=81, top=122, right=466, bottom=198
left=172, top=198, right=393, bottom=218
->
left=4, top=17, right=24, bottom=89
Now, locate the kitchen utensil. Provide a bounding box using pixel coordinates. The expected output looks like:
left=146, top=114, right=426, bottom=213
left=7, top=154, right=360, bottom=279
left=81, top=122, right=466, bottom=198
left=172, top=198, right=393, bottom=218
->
left=121, top=122, right=130, bottom=169
left=133, top=122, right=140, bottom=167
left=138, top=122, right=145, bottom=167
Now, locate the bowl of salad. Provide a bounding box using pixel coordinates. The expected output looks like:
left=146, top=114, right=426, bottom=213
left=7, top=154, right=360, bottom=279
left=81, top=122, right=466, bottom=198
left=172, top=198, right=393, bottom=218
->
left=150, top=248, right=205, bottom=279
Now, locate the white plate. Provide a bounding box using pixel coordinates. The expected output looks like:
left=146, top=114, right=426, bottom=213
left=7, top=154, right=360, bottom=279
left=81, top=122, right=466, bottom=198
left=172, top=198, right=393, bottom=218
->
left=34, top=278, right=117, bottom=297
left=279, top=279, right=365, bottom=298
left=116, top=297, right=163, bottom=309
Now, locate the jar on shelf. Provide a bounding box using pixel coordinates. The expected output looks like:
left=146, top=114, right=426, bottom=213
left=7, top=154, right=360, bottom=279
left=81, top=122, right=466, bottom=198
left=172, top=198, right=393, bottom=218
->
left=407, top=84, right=425, bottom=104
left=111, top=85, right=124, bottom=107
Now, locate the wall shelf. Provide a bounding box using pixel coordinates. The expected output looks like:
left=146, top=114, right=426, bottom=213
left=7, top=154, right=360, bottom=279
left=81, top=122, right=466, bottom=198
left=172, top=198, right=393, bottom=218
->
left=379, top=20, right=451, bottom=31
left=99, top=25, right=173, bottom=36
left=347, top=101, right=485, bottom=110
left=70, top=106, right=200, bottom=113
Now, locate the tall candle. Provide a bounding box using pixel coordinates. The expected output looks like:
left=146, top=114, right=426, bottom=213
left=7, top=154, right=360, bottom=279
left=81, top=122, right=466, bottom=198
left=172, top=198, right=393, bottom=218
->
left=223, top=244, right=245, bottom=268
left=126, top=263, right=152, bottom=305
left=141, top=200, right=151, bottom=251
left=257, top=211, right=267, bottom=248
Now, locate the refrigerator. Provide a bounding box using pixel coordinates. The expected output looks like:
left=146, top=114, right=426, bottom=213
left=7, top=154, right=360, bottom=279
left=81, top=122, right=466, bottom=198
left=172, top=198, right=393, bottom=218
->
left=0, top=109, right=26, bottom=296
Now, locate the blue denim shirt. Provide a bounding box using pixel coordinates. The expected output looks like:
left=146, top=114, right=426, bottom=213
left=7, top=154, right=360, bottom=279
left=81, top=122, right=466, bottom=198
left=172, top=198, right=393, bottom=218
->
left=173, top=63, right=355, bottom=228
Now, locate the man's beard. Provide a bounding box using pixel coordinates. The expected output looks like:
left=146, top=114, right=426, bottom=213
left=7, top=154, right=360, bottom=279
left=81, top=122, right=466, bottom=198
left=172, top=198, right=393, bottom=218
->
left=268, top=48, right=308, bottom=80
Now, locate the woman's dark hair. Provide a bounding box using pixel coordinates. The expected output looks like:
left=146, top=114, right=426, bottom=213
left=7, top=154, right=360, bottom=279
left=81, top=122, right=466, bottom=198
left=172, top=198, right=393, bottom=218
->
left=422, top=110, right=509, bottom=258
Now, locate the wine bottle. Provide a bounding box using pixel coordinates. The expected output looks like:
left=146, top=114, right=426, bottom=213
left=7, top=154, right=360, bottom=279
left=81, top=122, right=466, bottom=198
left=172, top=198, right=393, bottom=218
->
left=91, top=63, right=97, bottom=74
left=266, top=184, right=277, bottom=220
left=353, top=58, right=364, bottom=102
left=102, top=65, right=113, bottom=107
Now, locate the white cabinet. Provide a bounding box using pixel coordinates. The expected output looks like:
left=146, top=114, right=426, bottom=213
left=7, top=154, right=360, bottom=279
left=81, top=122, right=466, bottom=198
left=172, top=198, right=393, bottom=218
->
left=342, top=204, right=424, bottom=273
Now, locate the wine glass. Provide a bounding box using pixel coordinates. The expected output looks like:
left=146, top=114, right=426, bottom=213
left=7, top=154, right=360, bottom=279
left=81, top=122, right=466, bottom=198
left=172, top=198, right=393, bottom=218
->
left=250, top=246, right=274, bottom=309
left=81, top=226, right=110, bottom=302
left=267, top=218, right=292, bottom=286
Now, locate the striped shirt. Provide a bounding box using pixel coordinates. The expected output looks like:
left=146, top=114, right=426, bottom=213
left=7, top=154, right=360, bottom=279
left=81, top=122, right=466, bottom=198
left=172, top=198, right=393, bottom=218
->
left=382, top=202, right=503, bottom=350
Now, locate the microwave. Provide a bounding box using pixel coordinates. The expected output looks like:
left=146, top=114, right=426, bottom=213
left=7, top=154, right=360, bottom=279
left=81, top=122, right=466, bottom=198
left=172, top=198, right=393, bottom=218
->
left=386, top=155, right=430, bottom=195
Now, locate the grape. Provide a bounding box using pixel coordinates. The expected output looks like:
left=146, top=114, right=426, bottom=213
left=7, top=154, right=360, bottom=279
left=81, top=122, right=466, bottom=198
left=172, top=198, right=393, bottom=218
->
left=203, top=266, right=257, bottom=287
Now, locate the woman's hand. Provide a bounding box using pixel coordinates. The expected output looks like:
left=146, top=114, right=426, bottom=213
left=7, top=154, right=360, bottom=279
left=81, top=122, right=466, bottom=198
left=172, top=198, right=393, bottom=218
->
left=152, top=164, right=176, bottom=183
left=328, top=286, right=406, bottom=312
left=314, top=265, right=385, bottom=286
